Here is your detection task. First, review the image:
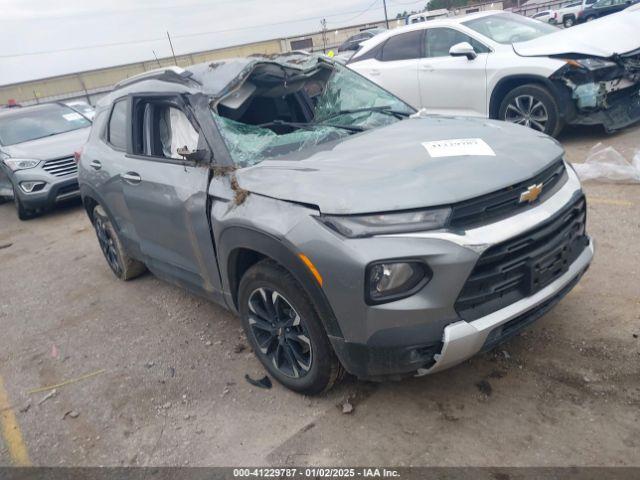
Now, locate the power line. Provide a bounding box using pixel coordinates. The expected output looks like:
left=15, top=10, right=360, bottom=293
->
left=0, top=3, right=389, bottom=59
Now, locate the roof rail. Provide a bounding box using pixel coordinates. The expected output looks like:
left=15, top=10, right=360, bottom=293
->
left=115, top=66, right=199, bottom=89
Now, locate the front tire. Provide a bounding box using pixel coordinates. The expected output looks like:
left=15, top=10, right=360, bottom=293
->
left=92, top=205, right=146, bottom=280
left=499, top=84, right=563, bottom=137
left=563, top=16, right=575, bottom=27
left=238, top=260, right=343, bottom=395
left=13, top=186, right=36, bottom=221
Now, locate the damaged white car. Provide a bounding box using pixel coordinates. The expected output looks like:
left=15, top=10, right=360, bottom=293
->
left=348, top=10, right=640, bottom=136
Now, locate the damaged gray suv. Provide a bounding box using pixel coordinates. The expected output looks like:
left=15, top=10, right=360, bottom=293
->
left=79, top=55, right=594, bottom=394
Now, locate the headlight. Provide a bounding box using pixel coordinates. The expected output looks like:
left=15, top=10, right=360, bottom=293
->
left=564, top=58, right=617, bottom=71
left=366, top=261, right=431, bottom=304
left=3, top=158, right=40, bottom=171
left=319, top=207, right=451, bottom=238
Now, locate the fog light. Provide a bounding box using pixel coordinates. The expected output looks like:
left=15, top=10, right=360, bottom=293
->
left=20, top=181, right=45, bottom=193
left=366, top=261, right=431, bottom=304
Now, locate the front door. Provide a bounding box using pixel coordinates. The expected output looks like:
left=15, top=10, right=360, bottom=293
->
left=120, top=95, right=222, bottom=297
left=418, top=27, right=489, bottom=117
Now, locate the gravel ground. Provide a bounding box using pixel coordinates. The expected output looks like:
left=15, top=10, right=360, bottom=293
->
left=0, top=124, right=639, bottom=467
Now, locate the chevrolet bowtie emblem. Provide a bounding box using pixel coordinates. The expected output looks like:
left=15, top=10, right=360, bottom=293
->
left=519, top=183, right=543, bottom=204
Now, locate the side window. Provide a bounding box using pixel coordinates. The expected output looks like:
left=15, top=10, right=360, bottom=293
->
left=380, top=30, right=423, bottom=61
left=425, top=28, right=490, bottom=58
left=132, top=99, right=200, bottom=160
left=107, top=99, right=127, bottom=150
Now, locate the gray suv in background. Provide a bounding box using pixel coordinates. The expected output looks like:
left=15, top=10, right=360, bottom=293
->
left=0, top=103, right=91, bottom=219
left=78, top=56, right=594, bottom=394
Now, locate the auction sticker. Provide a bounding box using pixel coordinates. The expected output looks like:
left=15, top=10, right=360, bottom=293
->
left=422, top=138, right=495, bottom=158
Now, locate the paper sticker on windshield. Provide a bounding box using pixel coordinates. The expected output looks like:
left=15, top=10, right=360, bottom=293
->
left=422, top=138, right=495, bottom=158
left=63, top=113, right=83, bottom=121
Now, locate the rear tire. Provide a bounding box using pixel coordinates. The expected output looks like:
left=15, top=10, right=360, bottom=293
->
left=585, top=15, right=597, bottom=21
left=238, top=260, right=343, bottom=395
left=92, top=205, right=146, bottom=280
left=499, top=84, right=563, bottom=137
left=13, top=186, right=36, bottom=221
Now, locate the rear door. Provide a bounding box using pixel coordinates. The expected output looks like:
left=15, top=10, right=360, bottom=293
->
left=417, top=27, right=490, bottom=117
left=350, top=30, right=424, bottom=108
left=120, top=94, right=222, bottom=297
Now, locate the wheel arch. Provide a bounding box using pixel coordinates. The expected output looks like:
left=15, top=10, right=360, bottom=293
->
left=489, top=74, right=574, bottom=122
left=218, top=226, right=344, bottom=339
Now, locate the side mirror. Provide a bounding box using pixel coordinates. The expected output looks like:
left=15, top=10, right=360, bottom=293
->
left=449, top=42, right=477, bottom=60
left=177, top=146, right=209, bottom=163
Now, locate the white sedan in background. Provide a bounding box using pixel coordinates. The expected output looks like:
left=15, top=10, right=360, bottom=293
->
left=348, top=10, right=640, bottom=136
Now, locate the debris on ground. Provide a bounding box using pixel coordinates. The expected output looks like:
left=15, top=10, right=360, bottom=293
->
left=37, top=389, right=57, bottom=405
left=572, top=144, right=640, bottom=183
left=51, top=344, right=59, bottom=359
left=145, top=361, right=155, bottom=369
left=19, top=402, right=31, bottom=413
left=63, top=410, right=80, bottom=420
left=233, top=342, right=247, bottom=353
left=341, top=399, right=354, bottom=414
left=501, top=350, right=511, bottom=360
left=0, top=242, right=12, bottom=250
left=476, top=380, right=493, bottom=397
left=28, top=369, right=106, bottom=395
left=244, top=374, right=272, bottom=389
left=633, top=334, right=638, bottom=339
left=204, top=341, right=212, bottom=347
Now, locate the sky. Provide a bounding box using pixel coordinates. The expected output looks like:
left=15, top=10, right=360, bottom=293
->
left=0, top=0, right=428, bottom=86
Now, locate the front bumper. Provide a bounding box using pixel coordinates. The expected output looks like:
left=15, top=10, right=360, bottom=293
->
left=569, top=83, right=640, bottom=133
left=417, top=237, right=593, bottom=376
left=310, top=165, right=593, bottom=380
left=12, top=170, right=80, bottom=209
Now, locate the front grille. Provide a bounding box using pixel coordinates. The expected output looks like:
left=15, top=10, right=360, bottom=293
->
left=448, top=160, right=567, bottom=229
left=455, top=195, right=588, bottom=321
left=42, top=156, right=77, bottom=177
left=57, top=182, right=79, bottom=197
left=480, top=269, right=586, bottom=353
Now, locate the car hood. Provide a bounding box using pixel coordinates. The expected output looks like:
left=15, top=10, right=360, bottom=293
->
left=235, top=116, right=564, bottom=215
left=513, top=10, right=640, bottom=58
left=1, top=127, right=90, bottom=160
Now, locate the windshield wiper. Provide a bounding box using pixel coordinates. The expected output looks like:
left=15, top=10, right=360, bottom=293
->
left=258, top=119, right=364, bottom=133
left=318, top=105, right=412, bottom=122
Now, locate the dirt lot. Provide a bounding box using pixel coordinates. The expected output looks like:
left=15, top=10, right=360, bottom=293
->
left=0, top=124, right=639, bottom=467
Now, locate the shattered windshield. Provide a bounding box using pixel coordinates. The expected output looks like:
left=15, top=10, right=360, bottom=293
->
left=212, top=61, right=414, bottom=167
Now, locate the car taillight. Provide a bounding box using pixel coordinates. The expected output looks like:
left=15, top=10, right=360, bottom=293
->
left=73, top=148, right=82, bottom=163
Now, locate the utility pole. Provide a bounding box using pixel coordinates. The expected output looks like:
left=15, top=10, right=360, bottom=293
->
left=320, top=18, right=328, bottom=53
left=382, top=0, right=390, bottom=28
left=152, top=50, right=162, bottom=67
left=166, top=31, right=178, bottom=66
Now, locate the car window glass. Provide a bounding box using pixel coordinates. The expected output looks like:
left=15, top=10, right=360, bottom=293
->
left=380, top=30, right=422, bottom=61
left=464, top=13, right=557, bottom=44
left=425, top=28, right=489, bottom=57
left=0, top=103, right=90, bottom=146
left=108, top=99, right=127, bottom=150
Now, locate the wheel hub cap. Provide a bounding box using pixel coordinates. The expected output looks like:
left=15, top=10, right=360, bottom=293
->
left=247, top=288, right=312, bottom=379
left=505, top=94, right=549, bottom=132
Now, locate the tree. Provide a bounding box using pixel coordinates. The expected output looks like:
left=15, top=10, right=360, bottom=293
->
left=427, top=0, right=468, bottom=10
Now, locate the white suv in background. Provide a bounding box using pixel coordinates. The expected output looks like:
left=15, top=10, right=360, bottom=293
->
left=348, top=10, right=640, bottom=136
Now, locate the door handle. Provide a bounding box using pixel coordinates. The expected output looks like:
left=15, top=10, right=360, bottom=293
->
left=420, top=64, right=434, bottom=71
left=369, top=69, right=381, bottom=76
left=89, top=160, right=102, bottom=170
left=122, top=172, right=141, bottom=184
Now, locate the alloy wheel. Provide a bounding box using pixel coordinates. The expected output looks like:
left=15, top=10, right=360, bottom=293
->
left=247, top=288, right=312, bottom=379
left=94, top=216, right=122, bottom=276
left=504, top=95, right=549, bottom=132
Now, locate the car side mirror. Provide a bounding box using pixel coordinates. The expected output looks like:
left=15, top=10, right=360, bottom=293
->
left=177, top=146, right=209, bottom=163
left=449, top=42, right=477, bottom=60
